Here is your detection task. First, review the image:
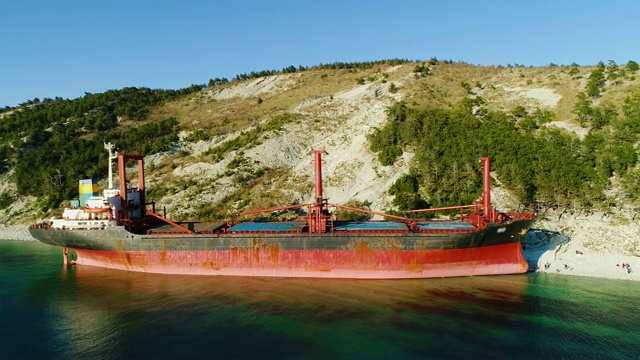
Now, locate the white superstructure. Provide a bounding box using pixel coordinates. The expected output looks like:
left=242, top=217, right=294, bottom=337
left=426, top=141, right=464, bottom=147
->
left=48, top=142, right=123, bottom=230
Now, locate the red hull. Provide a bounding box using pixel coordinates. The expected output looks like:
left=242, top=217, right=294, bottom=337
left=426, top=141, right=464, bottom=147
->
left=70, top=242, right=528, bottom=279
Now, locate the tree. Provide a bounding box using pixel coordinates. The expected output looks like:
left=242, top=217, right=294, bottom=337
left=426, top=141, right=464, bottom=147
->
left=388, top=174, right=428, bottom=211
left=336, top=200, right=373, bottom=221
left=606, top=60, right=622, bottom=85
left=413, top=63, right=430, bottom=76
left=378, top=146, right=402, bottom=166
left=208, top=77, right=229, bottom=87
left=621, top=167, right=640, bottom=205
left=620, top=89, right=640, bottom=133
left=591, top=105, right=617, bottom=129
left=586, top=81, right=601, bottom=99
left=573, top=92, right=593, bottom=124
left=460, top=81, right=472, bottom=94
left=386, top=101, right=409, bottom=122
left=531, top=108, right=555, bottom=124
left=568, top=62, right=581, bottom=77
left=586, top=64, right=606, bottom=98
left=0, top=145, right=11, bottom=173
left=519, top=117, right=538, bottom=133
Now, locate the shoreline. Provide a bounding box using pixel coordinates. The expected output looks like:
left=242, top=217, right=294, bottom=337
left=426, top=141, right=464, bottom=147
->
left=522, top=229, right=639, bottom=281
left=2, top=223, right=637, bottom=281
left=0, top=224, right=35, bottom=241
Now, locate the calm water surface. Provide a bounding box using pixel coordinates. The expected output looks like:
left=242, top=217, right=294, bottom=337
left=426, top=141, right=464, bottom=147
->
left=1, top=241, right=639, bottom=359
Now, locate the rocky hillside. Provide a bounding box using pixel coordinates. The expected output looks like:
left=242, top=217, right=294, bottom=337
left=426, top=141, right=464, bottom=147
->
left=143, top=61, right=639, bottom=222
left=2, top=61, right=640, bottom=265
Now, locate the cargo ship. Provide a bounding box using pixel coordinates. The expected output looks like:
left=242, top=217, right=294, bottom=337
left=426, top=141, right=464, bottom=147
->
left=29, top=143, right=534, bottom=279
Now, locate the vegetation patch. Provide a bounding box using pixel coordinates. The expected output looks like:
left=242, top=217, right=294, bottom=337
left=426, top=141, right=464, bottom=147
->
left=370, top=89, right=640, bottom=214
left=335, top=200, right=374, bottom=221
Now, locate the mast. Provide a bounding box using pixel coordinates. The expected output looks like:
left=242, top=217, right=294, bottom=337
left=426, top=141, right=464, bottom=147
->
left=104, top=142, right=118, bottom=190
left=312, top=150, right=327, bottom=205
left=479, top=157, right=494, bottom=221
left=309, top=150, right=329, bottom=233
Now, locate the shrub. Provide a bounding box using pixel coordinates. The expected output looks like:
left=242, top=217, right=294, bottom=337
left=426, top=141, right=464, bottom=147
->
left=378, top=146, right=402, bottom=166
left=336, top=200, right=373, bottom=221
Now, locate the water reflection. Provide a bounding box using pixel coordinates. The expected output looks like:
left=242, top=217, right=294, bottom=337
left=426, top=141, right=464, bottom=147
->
left=29, top=265, right=530, bottom=359
left=21, top=255, right=640, bottom=359
left=11, top=241, right=640, bottom=359
left=49, top=265, right=530, bottom=313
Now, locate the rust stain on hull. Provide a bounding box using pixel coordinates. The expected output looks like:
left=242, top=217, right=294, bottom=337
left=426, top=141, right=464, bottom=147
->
left=70, top=242, right=528, bottom=279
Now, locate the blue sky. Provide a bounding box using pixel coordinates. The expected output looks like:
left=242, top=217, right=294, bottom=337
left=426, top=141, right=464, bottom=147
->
left=2, top=0, right=639, bottom=107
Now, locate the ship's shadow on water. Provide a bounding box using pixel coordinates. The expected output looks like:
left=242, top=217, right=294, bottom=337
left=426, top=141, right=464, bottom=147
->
left=522, top=228, right=570, bottom=272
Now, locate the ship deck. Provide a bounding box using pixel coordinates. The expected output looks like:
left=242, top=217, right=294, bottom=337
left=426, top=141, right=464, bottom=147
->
left=146, top=222, right=227, bottom=234
left=146, top=220, right=479, bottom=235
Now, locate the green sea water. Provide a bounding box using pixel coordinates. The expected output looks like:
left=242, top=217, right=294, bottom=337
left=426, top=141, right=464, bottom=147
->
left=1, top=240, right=639, bottom=359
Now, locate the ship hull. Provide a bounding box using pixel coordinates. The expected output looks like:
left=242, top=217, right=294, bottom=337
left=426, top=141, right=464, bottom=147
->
left=66, top=243, right=527, bottom=278
left=29, top=218, right=532, bottom=279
